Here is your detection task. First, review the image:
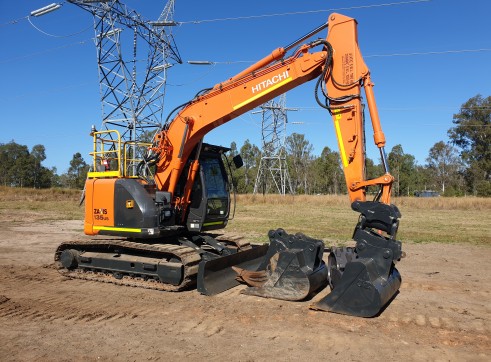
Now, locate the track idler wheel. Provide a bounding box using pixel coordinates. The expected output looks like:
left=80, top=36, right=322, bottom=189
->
left=59, top=249, right=80, bottom=270
left=237, top=229, right=328, bottom=301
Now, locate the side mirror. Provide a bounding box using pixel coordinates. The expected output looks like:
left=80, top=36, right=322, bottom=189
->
left=233, top=155, right=243, bottom=169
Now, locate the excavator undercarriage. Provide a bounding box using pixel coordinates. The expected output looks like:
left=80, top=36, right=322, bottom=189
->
left=55, top=234, right=264, bottom=292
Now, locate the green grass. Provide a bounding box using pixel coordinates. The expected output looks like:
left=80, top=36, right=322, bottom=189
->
left=0, top=186, right=84, bottom=222
left=1, top=187, right=489, bottom=245
left=227, top=194, right=491, bottom=246
left=228, top=198, right=356, bottom=244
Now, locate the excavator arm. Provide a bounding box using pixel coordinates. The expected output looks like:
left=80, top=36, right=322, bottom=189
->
left=322, top=13, right=394, bottom=204
left=151, top=14, right=394, bottom=218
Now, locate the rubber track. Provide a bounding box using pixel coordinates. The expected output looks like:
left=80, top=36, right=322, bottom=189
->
left=55, top=239, right=202, bottom=292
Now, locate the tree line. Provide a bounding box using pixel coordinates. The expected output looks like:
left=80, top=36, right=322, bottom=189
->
left=229, top=95, right=490, bottom=197
left=1, top=95, right=489, bottom=196
left=0, top=142, right=89, bottom=189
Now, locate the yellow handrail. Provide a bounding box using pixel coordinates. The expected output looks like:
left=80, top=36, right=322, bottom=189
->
left=87, top=130, right=122, bottom=178
left=87, top=130, right=152, bottom=179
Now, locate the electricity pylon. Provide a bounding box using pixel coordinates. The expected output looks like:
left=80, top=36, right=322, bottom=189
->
left=69, top=0, right=181, bottom=174
left=253, top=94, right=294, bottom=195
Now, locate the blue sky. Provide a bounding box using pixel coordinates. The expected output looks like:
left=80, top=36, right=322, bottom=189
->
left=1, top=0, right=490, bottom=173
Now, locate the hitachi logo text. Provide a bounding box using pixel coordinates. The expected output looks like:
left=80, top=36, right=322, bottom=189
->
left=251, top=71, right=290, bottom=94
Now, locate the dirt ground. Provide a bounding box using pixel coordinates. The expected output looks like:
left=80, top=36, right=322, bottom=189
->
left=0, top=219, right=489, bottom=361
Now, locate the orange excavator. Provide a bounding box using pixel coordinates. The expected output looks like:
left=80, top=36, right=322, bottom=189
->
left=56, top=13, right=403, bottom=317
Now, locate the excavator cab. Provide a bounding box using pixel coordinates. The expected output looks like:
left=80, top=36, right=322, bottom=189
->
left=185, top=144, right=232, bottom=233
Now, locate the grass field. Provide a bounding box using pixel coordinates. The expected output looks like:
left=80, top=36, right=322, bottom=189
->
left=1, top=186, right=489, bottom=245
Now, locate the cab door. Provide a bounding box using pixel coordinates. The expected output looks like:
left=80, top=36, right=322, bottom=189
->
left=186, top=152, right=230, bottom=232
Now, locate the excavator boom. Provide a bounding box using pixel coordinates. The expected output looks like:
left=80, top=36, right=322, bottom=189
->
left=152, top=14, right=394, bottom=221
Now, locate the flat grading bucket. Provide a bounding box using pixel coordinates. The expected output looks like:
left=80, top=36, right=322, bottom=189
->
left=234, top=229, right=328, bottom=301
left=197, top=244, right=270, bottom=295
left=311, top=201, right=403, bottom=317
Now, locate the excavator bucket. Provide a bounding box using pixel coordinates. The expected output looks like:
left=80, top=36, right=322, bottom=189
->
left=312, top=201, right=403, bottom=317
left=197, top=244, right=270, bottom=295
left=311, top=246, right=401, bottom=317
left=236, top=229, right=328, bottom=301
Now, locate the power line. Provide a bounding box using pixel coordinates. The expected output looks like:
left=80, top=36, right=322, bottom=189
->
left=0, top=0, right=430, bottom=29
left=4, top=36, right=489, bottom=65
left=0, top=16, right=28, bottom=27
left=190, top=47, right=491, bottom=66
left=1, top=1, right=66, bottom=28
left=422, top=124, right=491, bottom=127
left=27, top=16, right=92, bottom=38
left=0, top=2, right=90, bottom=37
left=0, top=40, right=91, bottom=64
left=2, top=81, right=96, bottom=101
left=365, top=48, right=491, bottom=58
left=178, top=0, right=432, bottom=24
left=266, top=106, right=491, bottom=113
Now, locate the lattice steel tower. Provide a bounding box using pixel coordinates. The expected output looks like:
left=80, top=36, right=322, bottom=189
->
left=253, top=94, right=294, bottom=195
left=69, top=0, right=181, bottom=173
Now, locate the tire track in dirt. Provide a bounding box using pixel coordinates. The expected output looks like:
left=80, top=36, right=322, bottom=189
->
left=177, top=315, right=226, bottom=337
left=0, top=292, right=138, bottom=324
left=0, top=265, right=151, bottom=325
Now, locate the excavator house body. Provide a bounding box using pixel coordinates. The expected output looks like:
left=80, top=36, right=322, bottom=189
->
left=84, top=145, right=231, bottom=238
